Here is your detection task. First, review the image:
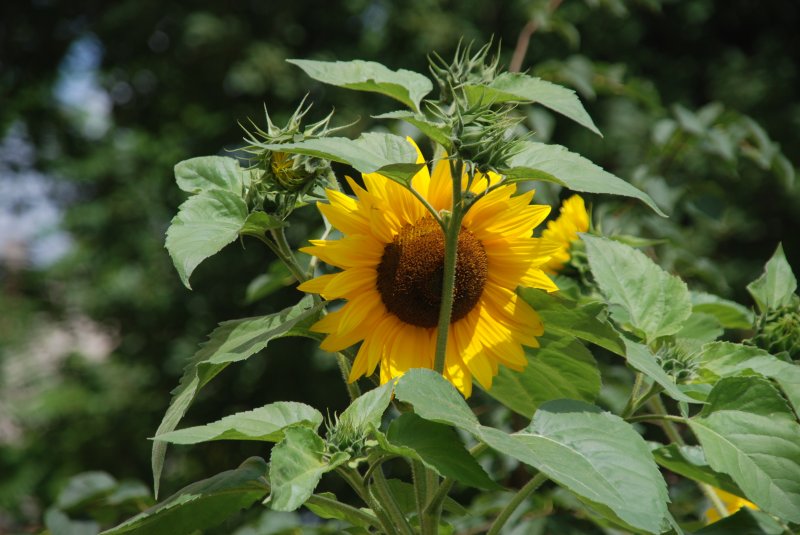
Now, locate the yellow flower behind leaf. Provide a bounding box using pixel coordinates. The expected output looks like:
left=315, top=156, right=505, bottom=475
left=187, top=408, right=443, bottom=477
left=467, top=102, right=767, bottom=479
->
left=541, top=194, right=589, bottom=274
left=299, top=138, right=558, bottom=396
left=705, top=488, right=758, bottom=524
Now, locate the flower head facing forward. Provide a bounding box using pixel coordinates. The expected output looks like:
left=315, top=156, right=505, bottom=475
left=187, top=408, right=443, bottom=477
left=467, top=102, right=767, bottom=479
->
left=540, top=194, right=589, bottom=274
left=299, top=138, right=558, bottom=396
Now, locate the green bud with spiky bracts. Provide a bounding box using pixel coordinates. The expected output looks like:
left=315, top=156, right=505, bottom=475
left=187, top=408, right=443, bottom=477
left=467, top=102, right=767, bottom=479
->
left=428, top=40, right=500, bottom=106
left=655, top=340, right=699, bottom=383
left=240, top=98, right=339, bottom=214
left=747, top=294, right=800, bottom=359
left=325, top=412, right=368, bottom=459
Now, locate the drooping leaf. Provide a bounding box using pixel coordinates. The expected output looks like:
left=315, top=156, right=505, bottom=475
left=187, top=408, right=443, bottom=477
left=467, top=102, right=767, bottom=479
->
left=151, top=297, right=321, bottom=497
left=103, top=458, right=269, bottom=535
left=479, top=400, right=670, bottom=533
left=288, top=59, right=433, bottom=112
left=518, top=288, right=624, bottom=355
left=382, top=413, right=498, bottom=490
left=393, top=369, right=480, bottom=434
left=688, top=377, right=800, bottom=522
left=583, top=234, right=692, bottom=342
left=502, top=142, right=665, bottom=216
left=623, top=339, right=698, bottom=403
left=373, top=110, right=452, bottom=148
left=268, top=427, right=348, bottom=512
left=691, top=292, right=754, bottom=330
left=153, top=402, right=323, bottom=444
left=747, top=243, right=797, bottom=313
left=165, top=189, right=248, bottom=289
left=256, top=133, right=425, bottom=185
left=464, top=72, right=601, bottom=136
left=651, top=444, right=741, bottom=496
left=487, top=333, right=601, bottom=417
left=174, top=156, right=248, bottom=195
left=695, top=341, right=800, bottom=414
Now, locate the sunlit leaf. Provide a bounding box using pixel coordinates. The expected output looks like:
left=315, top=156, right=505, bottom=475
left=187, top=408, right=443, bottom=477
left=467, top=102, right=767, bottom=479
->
left=288, top=59, right=432, bottom=112
left=651, top=444, right=741, bottom=496
left=747, top=243, right=797, bottom=313
left=174, top=156, right=248, bottom=195
left=153, top=402, right=323, bottom=444
left=464, top=72, right=601, bottom=135
left=502, top=142, right=665, bottom=216
left=373, top=110, right=452, bottom=148
left=165, top=189, right=248, bottom=289
left=268, top=427, right=348, bottom=512
left=690, top=292, right=754, bottom=330
left=688, top=377, right=800, bottom=522
left=583, top=234, right=692, bottom=342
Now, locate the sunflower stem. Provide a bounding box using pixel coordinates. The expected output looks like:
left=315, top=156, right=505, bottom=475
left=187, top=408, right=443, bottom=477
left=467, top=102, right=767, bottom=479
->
left=433, top=158, right=465, bottom=375
left=487, top=472, right=549, bottom=535
left=371, top=467, right=415, bottom=535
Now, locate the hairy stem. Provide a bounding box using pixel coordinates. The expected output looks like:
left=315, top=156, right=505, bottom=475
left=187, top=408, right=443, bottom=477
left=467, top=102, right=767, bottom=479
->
left=371, top=467, right=415, bottom=535
left=337, top=467, right=397, bottom=535
left=487, top=472, right=549, bottom=535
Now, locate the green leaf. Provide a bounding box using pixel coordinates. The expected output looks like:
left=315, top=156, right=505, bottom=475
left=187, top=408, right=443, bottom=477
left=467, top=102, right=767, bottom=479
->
left=153, top=402, right=323, bottom=444
left=502, top=142, right=665, bottom=216
left=174, top=156, right=247, bottom=195
left=518, top=288, right=625, bottom=356
left=373, top=111, right=452, bottom=148
left=165, top=189, right=248, bottom=289
left=337, top=381, right=395, bottom=433
left=676, top=312, right=723, bottom=343
left=688, top=376, right=800, bottom=522
left=151, top=297, right=321, bottom=498
left=288, top=59, right=432, bottom=112
left=583, top=235, right=692, bottom=342
left=479, top=400, right=670, bottom=533
left=623, top=339, right=698, bottom=403
left=393, top=369, right=480, bottom=434
left=487, top=333, right=601, bottom=417
left=268, top=427, right=348, bottom=512
left=464, top=72, right=601, bottom=136
left=695, top=507, right=784, bottom=535
left=103, top=457, right=269, bottom=535
left=696, top=341, right=800, bottom=414
left=691, top=292, right=754, bottom=329
left=257, top=133, right=425, bottom=185
left=383, top=413, right=498, bottom=490
left=651, top=444, right=741, bottom=496
left=747, top=243, right=797, bottom=313
left=240, top=211, right=285, bottom=237
left=379, top=480, right=467, bottom=517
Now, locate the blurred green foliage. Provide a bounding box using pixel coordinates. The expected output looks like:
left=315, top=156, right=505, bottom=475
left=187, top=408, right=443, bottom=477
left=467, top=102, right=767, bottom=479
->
left=1, top=0, right=798, bottom=532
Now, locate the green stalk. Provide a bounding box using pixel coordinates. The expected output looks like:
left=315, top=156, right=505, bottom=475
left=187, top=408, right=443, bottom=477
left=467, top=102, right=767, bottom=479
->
left=337, top=467, right=397, bottom=535
left=411, top=461, right=432, bottom=527
left=486, top=472, right=549, bottom=535
left=433, top=158, right=465, bottom=375
left=371, top=467, right=415, bottom=535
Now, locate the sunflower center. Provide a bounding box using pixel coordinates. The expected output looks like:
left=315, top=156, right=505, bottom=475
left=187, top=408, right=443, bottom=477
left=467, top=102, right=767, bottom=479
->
left=376, top=216, right=488, bottom=328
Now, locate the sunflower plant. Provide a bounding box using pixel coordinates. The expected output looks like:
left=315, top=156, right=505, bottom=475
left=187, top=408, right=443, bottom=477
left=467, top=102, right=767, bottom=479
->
left=103, top=45, right=800, bottom=535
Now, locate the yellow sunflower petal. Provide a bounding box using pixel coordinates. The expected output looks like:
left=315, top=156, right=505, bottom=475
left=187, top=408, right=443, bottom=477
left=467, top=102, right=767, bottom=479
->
left=301, top=235, right=383, bottom=269
left=297, top=273, right=337, bottom=296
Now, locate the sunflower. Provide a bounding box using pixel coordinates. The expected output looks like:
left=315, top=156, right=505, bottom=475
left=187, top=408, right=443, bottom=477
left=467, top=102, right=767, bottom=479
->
left=540, top=194, right=589, bottom=274
left=298, top=139, right=558, bottom=396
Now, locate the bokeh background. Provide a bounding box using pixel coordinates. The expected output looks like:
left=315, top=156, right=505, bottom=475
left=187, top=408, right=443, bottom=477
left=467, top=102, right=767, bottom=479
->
left=1, top=0, right=798, bottom=532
